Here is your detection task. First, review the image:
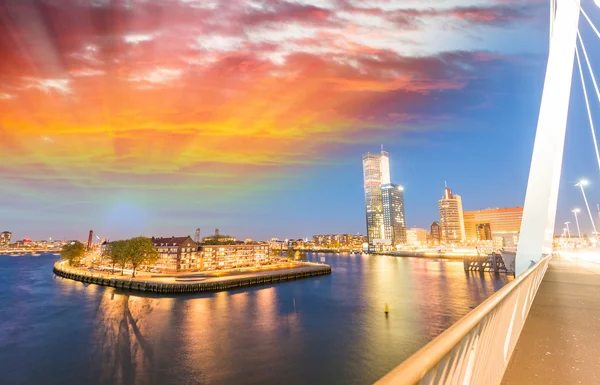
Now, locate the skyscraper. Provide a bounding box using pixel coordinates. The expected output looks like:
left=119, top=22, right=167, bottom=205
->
left=363, top=148, right=405, bottom=250
left=363, top=151, right=387, bottom=248
left=382, top=184, right=407, bottom=244
left=438, top=186, right=466, bottom=243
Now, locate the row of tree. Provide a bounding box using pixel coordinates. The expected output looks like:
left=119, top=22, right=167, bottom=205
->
left=61, top=237, right=159, bottom=277
left=60, top=241, right=86, bottom=266
left=104, top=237, right=158, bottom=277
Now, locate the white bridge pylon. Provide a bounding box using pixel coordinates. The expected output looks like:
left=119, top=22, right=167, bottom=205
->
left=516, top=0, right=581, bottom=276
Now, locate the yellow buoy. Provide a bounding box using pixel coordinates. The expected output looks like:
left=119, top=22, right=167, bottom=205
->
left=385, top=303, right=389, bottom=314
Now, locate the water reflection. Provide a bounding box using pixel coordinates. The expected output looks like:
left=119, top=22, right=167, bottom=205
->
left=0, top=253, right=511, bottom=385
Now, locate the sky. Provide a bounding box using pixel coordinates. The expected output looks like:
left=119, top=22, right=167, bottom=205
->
left=1, top=0, right=600, bottom=242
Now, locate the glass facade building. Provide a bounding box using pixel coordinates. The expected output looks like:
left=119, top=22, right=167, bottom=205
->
left=363, top=149, right=405, bottom=249
left=382, top=184, right=406, bottom=245
left=463, top=207, right=523, bottom=247
left=363, top=151, right=387, bottom=248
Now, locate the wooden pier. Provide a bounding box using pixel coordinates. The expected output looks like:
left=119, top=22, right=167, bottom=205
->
left=463, top=252, right=512, bottom=275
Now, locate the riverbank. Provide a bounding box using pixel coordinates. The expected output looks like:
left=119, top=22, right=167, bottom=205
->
left=372, top=251, right=467, bottom=260
left=53, top=260, right=331, bottom=294
left=0, top=250, right=61, bottom=255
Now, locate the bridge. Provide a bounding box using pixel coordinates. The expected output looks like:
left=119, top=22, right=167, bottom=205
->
left=376, top=1, right=600, bottom=383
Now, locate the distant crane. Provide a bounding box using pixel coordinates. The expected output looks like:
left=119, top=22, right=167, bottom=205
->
left=87, top=230, right=93, bottom=250
left=85, top=230, right=105, bottom=251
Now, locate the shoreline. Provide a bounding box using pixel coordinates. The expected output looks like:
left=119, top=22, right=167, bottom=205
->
left=53, top=261, right=331, bottom=294
left=372, top=251, right=467, bottom=260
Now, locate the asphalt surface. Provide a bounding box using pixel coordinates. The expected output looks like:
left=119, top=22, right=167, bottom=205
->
left=503, top=256, right=600, bottom=384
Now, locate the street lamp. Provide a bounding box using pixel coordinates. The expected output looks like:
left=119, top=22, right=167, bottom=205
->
left=564, top=221, right=571, bottom=238
left=572, top=208, right=582, bottom=238
left=575, top=180, right=598, bottom=239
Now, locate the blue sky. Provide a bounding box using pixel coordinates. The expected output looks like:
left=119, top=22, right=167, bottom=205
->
left=2, top=0, right=600, bottom=241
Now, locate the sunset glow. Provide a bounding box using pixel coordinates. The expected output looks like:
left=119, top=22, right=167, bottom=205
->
left=0, top=0, right=549, bottom=239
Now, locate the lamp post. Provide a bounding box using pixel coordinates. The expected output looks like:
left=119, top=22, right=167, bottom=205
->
left=572, top=208, right=582, bottom=238
left=575, top=180, right=598, bottom=239
left=565, top=221, right=571, bottom=238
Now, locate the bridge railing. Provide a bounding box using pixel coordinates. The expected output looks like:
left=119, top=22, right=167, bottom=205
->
left=375, top=255, right=550, bottom=385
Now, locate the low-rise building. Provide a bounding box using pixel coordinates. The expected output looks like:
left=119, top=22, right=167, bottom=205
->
left=406, top=228, right=427, bottom=246
left=312, top=234, right=367, bottom=249
left=200, top=243, right=270, bottom=270
left=151, top=236, right=198, bottom=272
left=463, top=207, right=523, bottom=248
left=430, top=222, right=441, bottom=245
left=0, top=231, right=11, bottom=248
left=202, top=229, right=237, bottom=245
left=269, top=238, right=287, bottom=252
left=14, top=238, right=33, bottom=248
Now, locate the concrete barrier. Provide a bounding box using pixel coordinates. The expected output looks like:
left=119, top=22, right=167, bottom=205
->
left=53, top=261, right=331, bottom=294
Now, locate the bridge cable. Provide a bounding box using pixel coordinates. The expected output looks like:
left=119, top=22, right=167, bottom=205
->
left=574, top=35, right=600, bottom=174
left=577, top=30, right=600, bottom=123
left=572, top=0, right=600, bottom=40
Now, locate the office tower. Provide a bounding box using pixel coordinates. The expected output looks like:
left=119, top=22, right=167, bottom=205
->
left=382, top=184, right=407, bottom=244
left=363, top=148, right=407, bottom=250
left=438, top=186, right=466, bottom=243
left=363, top=150, right=390, bottom=249
left=463, top=207, right=523, bottom=247
left=430, top=221, right=442, bottom=245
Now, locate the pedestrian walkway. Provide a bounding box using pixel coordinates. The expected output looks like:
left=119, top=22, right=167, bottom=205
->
left=502, top=256, right=600, bottom=384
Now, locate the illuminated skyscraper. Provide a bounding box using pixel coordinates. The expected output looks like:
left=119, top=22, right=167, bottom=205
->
left=363, top=148, right=405, bottom=249
left=438, top=186, right=466, bottom=243
left=363, top=151, right=388, bottom=249
left=382, top=184, right=406, bottom=244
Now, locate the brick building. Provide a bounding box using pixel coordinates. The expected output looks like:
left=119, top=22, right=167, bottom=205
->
left=151, top=236, right=198, bottom=272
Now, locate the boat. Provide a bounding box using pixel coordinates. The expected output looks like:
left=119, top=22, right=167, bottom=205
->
left=32, top=253, right=41, bottom=256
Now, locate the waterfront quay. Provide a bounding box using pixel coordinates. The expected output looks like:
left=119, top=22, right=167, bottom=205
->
left=373, top=250, right=469, bottom=260
left=53, top=260, right=331, bottom=294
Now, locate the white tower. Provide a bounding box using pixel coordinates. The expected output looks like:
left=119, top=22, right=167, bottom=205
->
left=516, top=0, right=580, bottom=276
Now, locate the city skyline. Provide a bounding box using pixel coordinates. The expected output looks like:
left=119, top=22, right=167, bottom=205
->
left=2, top=0, right=600, bottom=241
left=362, top=148, right=406, bottom=249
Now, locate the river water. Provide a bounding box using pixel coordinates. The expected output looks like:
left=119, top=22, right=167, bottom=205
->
left=0, top=253, right=510, bottom=385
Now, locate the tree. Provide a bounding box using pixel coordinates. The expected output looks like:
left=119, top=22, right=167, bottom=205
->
left=127, top=237, right=159, bottom=278
left=270, top=246, right=281, bottom=260
left=105, top=240, right=129, bottom=275
left=294, top=250, right=308, bottom=261
left=61, top=241, right=86, bottom=266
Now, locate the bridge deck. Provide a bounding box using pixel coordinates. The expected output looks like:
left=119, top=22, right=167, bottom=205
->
left=502, top=256, right=600, bottom=384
